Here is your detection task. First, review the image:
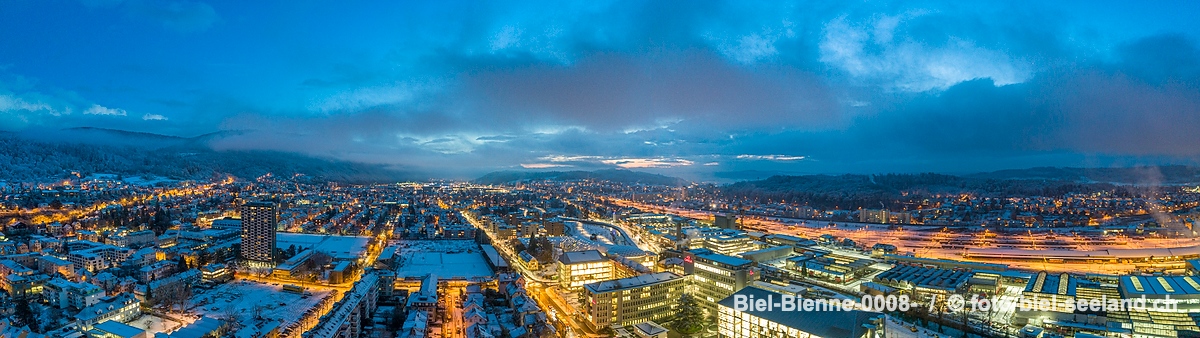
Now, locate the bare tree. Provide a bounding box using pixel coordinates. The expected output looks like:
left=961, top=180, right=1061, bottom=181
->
left=218, top=307, right=240, bottom=336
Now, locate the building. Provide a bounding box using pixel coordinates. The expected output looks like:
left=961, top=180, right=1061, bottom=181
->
left=1110, top=275, right=1200, bottom=336
left=716, top=287, right=885, bottom=338
left=558, top=250, right=614, bottom=291
left=76, top=294, right=142, bottom=331
left=65, top=242, right=135, bottom=272
left=138, top=261, right=177, bottom=283
left=582, top=272, right=686, bottom=331
left=168, top=317, right=222, bottom=338
left=136, top=269, right=200, bottom=301
left=89, top=320, right=147, bottom=338
left=873, top=264, right=971, bottom=302
left=684, top=249, right=758, bottom=313
left=632, top=322, right=669, bottom=338
left=703, top=233, right=758, bottom=256
left=240, top=201, right=278, bottom=266
left=43, top=277, right=104, bottom=309
left=442, top=224, right=476, bottom=239
left=200, top=263, right=233, bottom=284
left=518, top=251, right=540, bottom=271
left=104, top=230, right=157, bottom=248
left=37, top=255, right=75, bottom=278
left=544, top=219, right=566, bottom=236
left=713, top=214, right=738, bottom=230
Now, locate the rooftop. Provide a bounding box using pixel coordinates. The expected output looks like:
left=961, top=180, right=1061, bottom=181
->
left=559, top=250, right=607, bottom=265
left=583, top=272, right=682, bottom=294
left=717, top=287, right=881, bottom=338
left=91, top=320, right=145, bottom=338
left=1120, top=275, right=1200, bottom=298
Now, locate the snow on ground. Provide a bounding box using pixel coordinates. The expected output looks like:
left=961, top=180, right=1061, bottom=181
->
left=564, top=220, right=641, bottom=250
left=276, top=233, right=371, bottom=261
left=127, top=314, right=182, bottom=335
left=191, top=280, right=333, bottom=325
left=885, top=316, right=951, bottom=338
left=122, top=175, right=177, bottom=186
left=393, top=240, right=494, bottom=279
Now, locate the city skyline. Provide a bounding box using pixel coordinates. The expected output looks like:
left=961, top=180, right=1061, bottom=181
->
left=2, top=1, right=1200, bottom=180
left=9, top=3, right=1200, bottom=336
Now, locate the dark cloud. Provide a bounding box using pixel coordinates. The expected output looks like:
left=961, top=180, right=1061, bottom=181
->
left=456, top=50, right=840, bottom=131
left=3, top=1, right=1200, bottom=180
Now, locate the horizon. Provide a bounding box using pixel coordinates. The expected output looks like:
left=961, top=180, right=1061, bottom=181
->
left=2, top=1, right=1200, bottom=181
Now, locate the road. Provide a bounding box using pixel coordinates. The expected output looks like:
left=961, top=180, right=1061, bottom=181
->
left=462, top=210, right=604, bottom=338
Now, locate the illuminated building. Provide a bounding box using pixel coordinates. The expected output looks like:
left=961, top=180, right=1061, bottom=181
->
left=703, top=233, right=759, bottom=256
left=713, top=214, right=738, bottom=230
left=873, top=264, right=970, bottom=302
left=717, top=287, right=885, bottom=338
left=582, top=272, right=686, bottom=331
left=200, top=263, right=233, bottom=284
left=42, top=277, right=103, bottom=309
left=1108, top=275, right=1200, bottom=336
left=240, top=201, right=278, bottom=266
left=558, top=250, right=614, bottom=291
left=684, top=248, right=758, bottom=313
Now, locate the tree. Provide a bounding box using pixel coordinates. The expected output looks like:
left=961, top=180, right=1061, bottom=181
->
left=673, top=293, right=705, bottom=335
left=177, top=256, right=190, bottom=273
left=14, top=299, right=38, bottom=332
left=143, top=284, right=156, bottom=309
left=390, top=308, right=406, bottom=330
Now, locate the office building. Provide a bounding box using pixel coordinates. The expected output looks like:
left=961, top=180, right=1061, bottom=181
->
left=240, top=201, right=278, bottom=266
left=582, top=272, right=686, bottom=331
left=558, top=250, right=614, bottom=291
left=713, top=214, right=738, bottom=230
left=684, top=248, right=758, bottom=313
left=717, top=287, right=885, bottom=338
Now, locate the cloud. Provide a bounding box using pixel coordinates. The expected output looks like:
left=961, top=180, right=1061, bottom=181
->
left=520, top=163, right=571, bottom=169
left=311, top=81, right=441, bottom=113
left=736, top=154, right=806, bottom=161
left=3, top=1, right=1200, bottom=180
left=84, top=104, right=127, bottom=116
left=0, top=94, right=59, bottom=115
left=819, top=11, right=1033, bottom=91
left=457, top=51, right=839, bottom=132
left=601, top=158, right=694, bottom=169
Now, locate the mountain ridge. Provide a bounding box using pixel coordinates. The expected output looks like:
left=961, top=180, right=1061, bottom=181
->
left=0, top=128, right=414, bottom=183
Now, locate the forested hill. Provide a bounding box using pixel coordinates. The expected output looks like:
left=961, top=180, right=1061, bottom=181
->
left=721, top=168, right=1198, bottom=210
left=0, top=131, right=412, bottom=183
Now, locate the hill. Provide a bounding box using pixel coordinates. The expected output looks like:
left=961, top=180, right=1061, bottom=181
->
left=0, top=129, right=413, bottom=183
left=710, top=170, right=1171, bottom=209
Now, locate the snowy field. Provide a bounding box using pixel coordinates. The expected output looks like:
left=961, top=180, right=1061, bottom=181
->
left=191, top=280, right=333, bottom=325
left=393, top=240, right=494, bottom=279
left=885, top=316, right=951, bottom=338
left=127, top=314, right=182, bottom=335
left=564, top=219, right=639, bottom=248
left=276, top=233, right=371, bottom=260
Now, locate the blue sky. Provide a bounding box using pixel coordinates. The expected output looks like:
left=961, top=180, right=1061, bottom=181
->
left=2, top=0, right=1200, bottom=179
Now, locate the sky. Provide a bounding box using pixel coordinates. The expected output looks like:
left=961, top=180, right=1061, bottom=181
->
left=2, top=0, right=1200, bottom=180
